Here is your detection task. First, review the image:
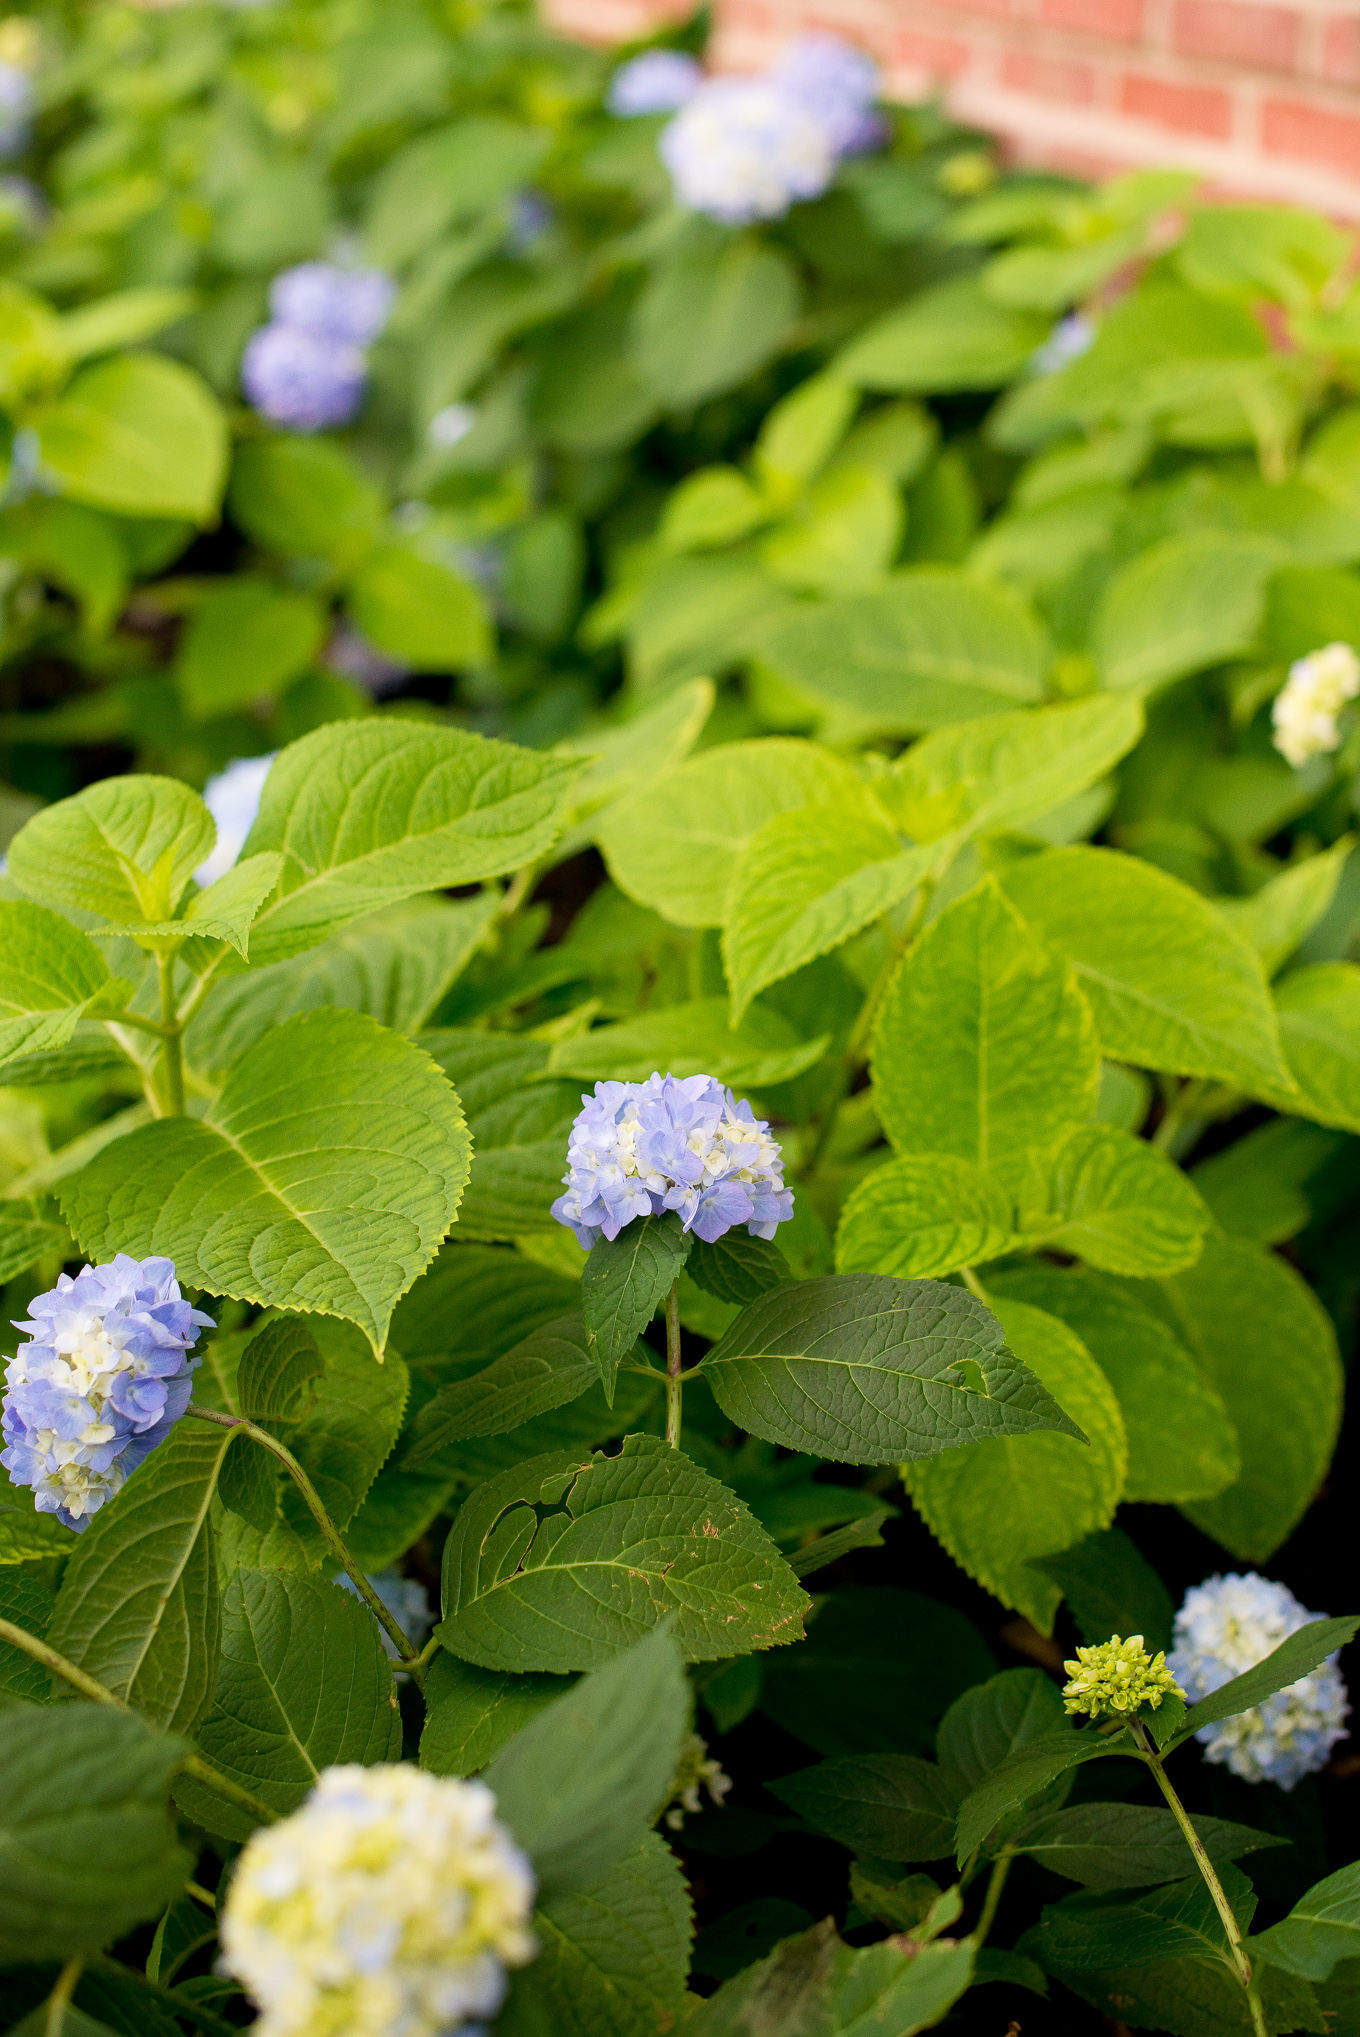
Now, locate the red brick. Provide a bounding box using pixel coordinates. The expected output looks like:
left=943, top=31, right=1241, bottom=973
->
left=1040, top=0, right=1145, bottom=42
left=1120, top=69, right=1234, bottom=133
left=1172, top=0, right=1298, bottom=68
left=889, top=26, right=973, bottom=74
left=1321, top=15, right=1360, bottom=85
left=1000, top=47, right=1098, bottom=100
left=1260, top=94, right=1360, bottom=174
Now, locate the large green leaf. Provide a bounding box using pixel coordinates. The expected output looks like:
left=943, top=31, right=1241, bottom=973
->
left=752, top=571, right=1049, bottom=735
left=1253, top=1863, right=1360, bottom=1983
left=175, top=579, right=326, bottom=722
left=723, top=795, right=940, bottom=1022
left=1270, top=963, right=1360, bottom=1130
left=239, top=722, right=580, bottom=965
left=174, top=1569, right=399, bottom=1840
left=484, top=1626, right=688, bottom=1899
left=582, top=1214, right=690, bottom=1399
left=1019, top=1124, right=1210, bottom=1277
left=547, top=997, right=828, bottom=1090
left=48, top=1418, right=235, bottom=1734
left=934, top=1666, right=1068, bottom=1802
left=1152, top=1236, right=1342, bottom=1560
left=228, top=435, right=383, bottom=566
left=419, top=1034, right=579, bottom=1242
left=904, top=1296, right=1127, bottom=1632
left=400, top=1314, right=600, bottom=1464
left=0, top=899, right=129, bottom=1067
left=771, top=1753, right=958, bottom=1862
left=420, top=1651, right=569, bottom=1778
left=991, top=1267, right=1238, bottom=1505
left=835, top=1153, right=1018, bottom=1281
left=999, top=846, right=1292, bottom=1092
left=8, top=774, right=214, bottom=922
left=597, top=738, right=855, bottom=928
left=873, top=879, right=1100, bottom=1176
left=1016, top=1804, right=1284, bottom=1891
left=1036, top=1525, right=1175, bottom=1651
left=0, top=1570, right=57, bottom=1703
left=364, top=113, right=550, bottom=266
left=63, top=1009, right=470, bottom=1357
left=631, top=237, right=799, bottom=409
left=701, top=1273, right=1086, bottom=1464
left=346, top=543, right=490, bottom=671
left=436, top=1437, right=808, bottom=1671
left=36, top=353, right=227, bottom=521
left=1093, top=532, right=1281, bottom=692
left=0, top=1707, right=190, bottom=1962
left=275, top=1318, right=409, bottom=1550
left=391, top=1240, right=580, bottom=1384
left=838, top=276, right=1049, bottom=392
left=954, top=1731, right=1125, bottom=1863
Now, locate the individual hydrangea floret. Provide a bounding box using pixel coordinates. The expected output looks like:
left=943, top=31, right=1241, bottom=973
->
left=507, top=191, right=553, bottom=251
left=241, top=323, right=368, bottom=433
left=1168, top=1573, right=1351, bottom=1789
left=219, top=1764, right=536, bottom=2037
left=1, top=1257, right=213, bottom=1531
left=195, top=753, right=276, bottom=887
left=1031, top=312, right=1096, bottom=377
left=1271, top=641, right=1360, bottom=769
left=1062, top=1634, right=1184, bottom=1721
left=268, top=262, right=396, bottom=347
left=551, top=1072, right=794, bottom=1249
left=771, top=34, right=883, bottom=157
left=608, top=49, right=703, bottom=116
left=663, top=1731, right=733, bottom=1830
left=660, top=75, right=836, bottom=224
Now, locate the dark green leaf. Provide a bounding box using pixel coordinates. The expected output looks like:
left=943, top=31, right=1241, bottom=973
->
left=1016, top=1803, right=1285, bottom=1889
left=936, top=1668, right=1069, bottom=1800
left=1035, top=1525, right=1175, bottom=1652
left=688, top=1231, right=793, bottom=1307
left=0, top=1570, right=56, bottom=1703
left=1178, top=1616, right=1360, bottom=1741
left=955, top=1732, right=1128, bottom=1863
left=1029, top=1866, right=1253, bottom=1972
left=770, top=1754, right=959, bottom=1862
left=420, top=1651, right=569, bottom=1778
left=235, top=1316, right=326, bottom=1421
left=789, top=1508, right=892, bottom=1578
left=401, top=1314, right=600, bottom=1461
left=1253, top=1862, right=1360, bottom=1982
left=581, top=1214, right=691, bottom=1401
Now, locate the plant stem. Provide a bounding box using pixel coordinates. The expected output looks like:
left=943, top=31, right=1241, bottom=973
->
left=185, top=1405, right=420, bottom=1674
left=1131, top=1721, right=1266, bottom=2035
left=157, top=953, right=185, bottom=1115
left=185, top=1880, right=218, bottom=1910
left=0, top=1615, right=278, bottom=1825
left=974, top=1849, right=1013, bottom=1949
left=46, top=1954, right=83, bottom=2037
left=1152, top=1077, right=1205, bottom=1157
left=411, top=1632, right=442, bottom=1678
left=960, top=1265, right=988, bottom=1302
left=664, top=1279, right=683, bottom=1449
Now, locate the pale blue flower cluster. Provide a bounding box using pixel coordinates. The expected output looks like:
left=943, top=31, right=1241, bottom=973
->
left=1, top=1257, right=213, bottom=1530
left=1169, top=1572, right=1351, bottom=1789
left=551, top=1073, right=793, bottom=1249
left=241, top=261, right=395, bottom=432
left=608, top=49, right=702, bottom=116
left=195, top=753, right=276, bottom=886
left=659, top=33, right=881, bottom=224
left=0, top=62, right=33, bottom=159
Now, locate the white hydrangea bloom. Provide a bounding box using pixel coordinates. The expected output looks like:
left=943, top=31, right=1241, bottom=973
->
left=220, top=1765, right=536, bottom=2037
left=195, top=754, right=277, bottom=887
left=1169, top=1572, right=1350, bottom=1789
left=1272, top=641, right=1360, bottom=769
left=660, top=76, right=835, bottom=224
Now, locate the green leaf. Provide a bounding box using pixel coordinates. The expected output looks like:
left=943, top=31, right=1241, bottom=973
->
left=597, top=738, right=856, bottom=929
left=174, top=1569, right=400, bottom=1840
left=632, top=238, right=799, bottom=409
left=0, top=1569, right=57, bottom=1702
left=275, top=1318, right=409, bottom=1551
left=838, top=276, right=1049, bottom=392
left=420, top=1034, right=579, bottom=1243
left=175, top=855, right=285, bottom=960
left=392, top=1240, right=580, bottom=1383
left=346, top=543, right=490, bottom=671
left=37, top=354, right=228, bottom=522
left=723, top=795, right=940, bottom=1021
left=1178, top=1614, right=1359, bottom=1742
left=935, top=1667, right=1069, bottom=1801
left=0, top=1706, right=190, bottom=1962
left=904, top=1296, right=1127, bottom=1632
left=841, top=1929, right=978, bottom=2037
left=235, top=1316, right=326, bottom=1421
left=0, top=899, right=127, bottom=1067
left=8, top=774, right=214, bottom=923
left=1270, top=963, right=1360, bottom=1131
left=789, top=1508, right=893, bottom=1577
left=1217, top=840, right=1352, bottom=977
left=228, top=435, right=383, bottom=566
left=547, top=996, right=829, bottom=1090
left=759, top=1585, right=995, bottom=1760
left=1016, top=1804, right=1284, bottom=1891
left=1093, top=532, right=1281, bottom=692
left=498, top=1833, right=692, bottom=2037
left=1021, top=1124, right=1211, bottom=1277
left=1050, top=1945, right=1323, bottom=2037
left=990, top=1268, right=1238, bottom=1506
left=835, top=1154, right=1019, bottom=1280
left=752, top=571, right=1049, bottom=736
left=401, top=1314, right=600, bottom=1462
left=582, top=1214, right=690, bottom=1400
left=364, top=113, right=550, bottom=267
left=484, top=1625, right=688, bottom=1898
left=760, top=462, right=903, bottom=596
left=1153, top=1235, right=1343, bottom=1561
left=175, top=579, right=326, bottom=722
left=0, top=1207, right=65, bottom=1283
left=186, top=894, right=497, bottom=1084
left=420, top=1651, right=569, bottom=1778
left=1253, top=1863, right=1360, bottom=1983
left=63, top=1008, right=471, bottom=1357
left=47, top=1417, right=234, bottom=1734
left=0, top=1499, right=77, bottom=1562
left=872, top=879, right=1100, bottom=1178
left=688, top=1231, right=792, bottom=1307
left=954, top=1731, right=1127, bottom=1864
left=436, top=1437, right=809, bottom=1671
left=661, top=464, right=768, bottom=551
left=702, top=1273, right=1087, bottom=1464
left=1036, top=1525, right=1176, bottom=1651
left=770, top=1754, right=959, bottom=1862
left=240, top=722, right=579, bottom=966
left=998, top=846, right=1292, bottom=1093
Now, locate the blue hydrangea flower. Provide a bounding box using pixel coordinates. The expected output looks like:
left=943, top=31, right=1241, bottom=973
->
left=268, top=262, right=396, bottom=347
left=771, top=34, right=883, bottom=157
left=335, top=1569, right=434, bottom=1665
left=195, top=753, right=277, bottom=887
left=241, top=323, right=368, bottom=432
left=0, top=62, right=32, bottom=159
left=551, top=1072, right=793, bottom=1249
left=608, top=49, right=703, bottom=116
left=1168, top=1573, right=1351, bottom=1789
left=506, top=191, right=554, bottom=252
left=660, top=76, right=836, bottom=224
left=1030, top=312, right=1096, bottom=377
left=2, top=1257, right=214, bottom=1530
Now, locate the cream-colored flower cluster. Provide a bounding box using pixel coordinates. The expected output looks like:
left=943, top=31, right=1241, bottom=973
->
left=220, top=1765, right=536, bottom=2037
left=1062, top=1633, right=1184, bottom=1721
left=1272, top=641, right=1360, bottom=768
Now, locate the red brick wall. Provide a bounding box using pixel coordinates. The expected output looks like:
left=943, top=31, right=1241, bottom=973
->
left=545, top=0, right=1360, bottom=217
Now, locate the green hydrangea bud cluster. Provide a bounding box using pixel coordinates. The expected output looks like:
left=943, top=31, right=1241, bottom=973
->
left=1062, top=1634, right=1185, bottom=1721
